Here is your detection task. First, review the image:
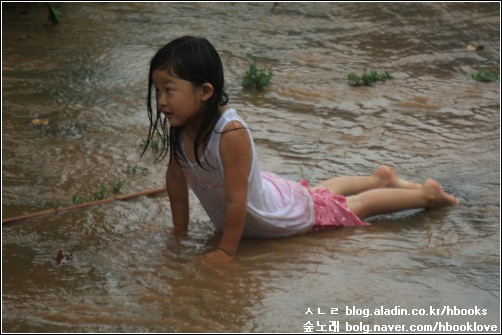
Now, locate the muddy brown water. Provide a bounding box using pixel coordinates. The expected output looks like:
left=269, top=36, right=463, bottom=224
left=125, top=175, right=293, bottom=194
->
left=2, top=2, right=500, bottom=332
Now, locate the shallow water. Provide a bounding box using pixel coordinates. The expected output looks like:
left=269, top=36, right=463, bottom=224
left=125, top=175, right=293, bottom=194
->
left=2, top=2, right=500, bottom=332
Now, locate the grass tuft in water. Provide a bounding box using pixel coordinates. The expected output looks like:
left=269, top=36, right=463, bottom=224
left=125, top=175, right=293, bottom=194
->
left=347, top=68, right=393, bottom=86
left=71, top=180, right=124, bottom=205
left=124, top=164, right=149, bottom=176
left=242, top=56, right=272, bottom=91
left=471, top=68, right=499, bottom=83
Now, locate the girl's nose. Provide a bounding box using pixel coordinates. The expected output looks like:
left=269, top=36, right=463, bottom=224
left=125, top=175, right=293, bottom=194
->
left=157, top=92, right=166, bottom=107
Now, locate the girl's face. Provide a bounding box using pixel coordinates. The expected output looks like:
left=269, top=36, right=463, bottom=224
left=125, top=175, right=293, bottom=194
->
left=152, top=69, right=207, bottom=128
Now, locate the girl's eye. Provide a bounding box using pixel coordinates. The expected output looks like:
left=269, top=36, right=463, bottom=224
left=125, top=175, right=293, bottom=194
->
left=154, top=85, right=174, bottom=95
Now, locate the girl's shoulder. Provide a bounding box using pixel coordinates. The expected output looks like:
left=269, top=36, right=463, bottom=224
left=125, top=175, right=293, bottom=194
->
left=216, top=107, right=247, bottom=131
left=223, top=119, right=245, bottom=132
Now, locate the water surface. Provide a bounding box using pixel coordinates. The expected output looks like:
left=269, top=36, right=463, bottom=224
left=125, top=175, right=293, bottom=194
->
left=2, top=2, right=500, bottom=332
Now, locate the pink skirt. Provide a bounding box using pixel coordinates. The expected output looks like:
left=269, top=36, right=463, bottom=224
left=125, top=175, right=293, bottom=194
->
left=300, top=180, right=369, bottom=231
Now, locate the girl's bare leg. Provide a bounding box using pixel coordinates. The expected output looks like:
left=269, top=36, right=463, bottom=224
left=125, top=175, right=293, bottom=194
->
left=312, top=165, right=421, bottom=196
left=346, top=179, right=459, bottom=220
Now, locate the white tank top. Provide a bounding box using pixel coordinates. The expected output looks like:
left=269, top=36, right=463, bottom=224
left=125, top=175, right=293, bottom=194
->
left=181, top=109, right=315, bottom=238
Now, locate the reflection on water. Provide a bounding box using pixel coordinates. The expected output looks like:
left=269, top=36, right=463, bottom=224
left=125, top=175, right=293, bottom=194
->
left=2, top=2, right=500, bottom=332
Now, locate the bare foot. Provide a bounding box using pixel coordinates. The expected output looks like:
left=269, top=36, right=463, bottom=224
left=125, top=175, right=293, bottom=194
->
left=375, top=165, right=422, bottom=190
left=423, top=179, right=459, bottom=208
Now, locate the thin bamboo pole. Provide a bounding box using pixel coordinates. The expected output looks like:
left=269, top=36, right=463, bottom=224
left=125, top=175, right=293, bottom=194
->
left=2, top=187, right=167, bottom=225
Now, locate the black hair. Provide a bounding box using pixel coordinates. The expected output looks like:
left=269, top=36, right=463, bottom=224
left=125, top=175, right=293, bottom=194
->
left=142, top=36, right=228, bottom=167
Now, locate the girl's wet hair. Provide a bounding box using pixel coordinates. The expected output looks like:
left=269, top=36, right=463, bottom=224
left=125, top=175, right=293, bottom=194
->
left=143, top=36, right=228, bottom=166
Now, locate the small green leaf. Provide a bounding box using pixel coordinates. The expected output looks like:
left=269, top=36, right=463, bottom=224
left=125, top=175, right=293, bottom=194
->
left=48, top=4, right=61, bottom=25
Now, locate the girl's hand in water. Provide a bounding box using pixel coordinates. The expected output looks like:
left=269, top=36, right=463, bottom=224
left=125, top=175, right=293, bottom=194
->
left=199, top=249, right=233, bottom=266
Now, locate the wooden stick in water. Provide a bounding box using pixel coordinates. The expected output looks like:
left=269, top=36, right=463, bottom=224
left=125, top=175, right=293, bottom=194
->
left=2, top=187, right=167, bottom=225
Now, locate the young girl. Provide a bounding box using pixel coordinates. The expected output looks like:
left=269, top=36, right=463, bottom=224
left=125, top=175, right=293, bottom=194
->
left=143, top=36, right=459, bottom=265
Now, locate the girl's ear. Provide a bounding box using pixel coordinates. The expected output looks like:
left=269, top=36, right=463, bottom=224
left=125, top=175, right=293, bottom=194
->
left=199, top=83, right=214, bottom=102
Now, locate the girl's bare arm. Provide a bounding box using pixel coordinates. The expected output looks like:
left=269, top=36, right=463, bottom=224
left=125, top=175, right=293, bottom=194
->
left=206, top=121, right=252, bottom=262
left=166, top=154, right=189, bottom=233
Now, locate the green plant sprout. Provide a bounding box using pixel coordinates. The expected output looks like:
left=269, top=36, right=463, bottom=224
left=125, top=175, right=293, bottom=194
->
left=48, top=4, right=61, bottom=25
left=347, top=68, right=393, bottom=86
left=71, top=180, right=124, bottom=205
left=139, top=132, right=162, bottom=151
left=124, top=164, right=149, bottom=176
left=242, top=56, right=272, bottom=91
left=471, top=68, right=499, bottom=83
